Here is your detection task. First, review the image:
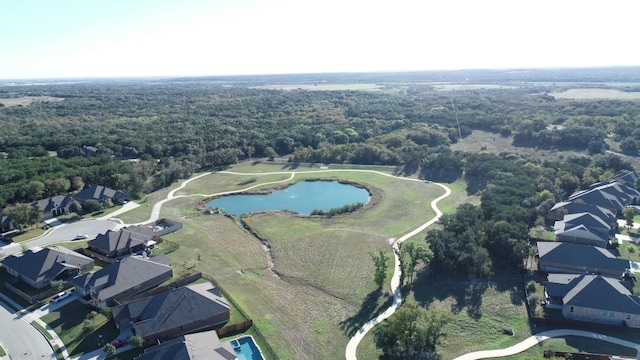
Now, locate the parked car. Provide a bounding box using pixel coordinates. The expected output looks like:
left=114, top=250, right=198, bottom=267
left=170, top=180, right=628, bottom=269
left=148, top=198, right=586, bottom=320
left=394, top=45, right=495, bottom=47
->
left=51, top=291, right=72, bottom=303
left=0, top=235, right=12, bottom=244
left=74, top=234, right=88, bottom=240
left=111, top=338, right=128, bottom=348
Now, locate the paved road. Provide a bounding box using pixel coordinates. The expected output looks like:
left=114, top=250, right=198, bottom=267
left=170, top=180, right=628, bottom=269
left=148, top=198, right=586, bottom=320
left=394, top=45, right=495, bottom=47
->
left=0, top=297, right=55, bottom=360
left=452, top=329, right=640, bottom=360
left=0, top=218, right=124, bottom=258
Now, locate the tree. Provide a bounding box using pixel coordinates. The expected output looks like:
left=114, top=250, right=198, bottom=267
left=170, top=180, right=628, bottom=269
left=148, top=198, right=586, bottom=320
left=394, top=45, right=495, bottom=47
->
left=401, top=242, right=433, bottom=286
left=103, top=343, right=116, bottom=356
left=83, top=199, right=101, bottom=213
left=82, top=318, right=95, bottom=332
left=129, top=335, right=144, bottom=347
left=370, top=249, right=390, bottom=289
left=100, top=307, right=113, bottom=320
left=20, top=181, right=45, bottom=202
left=374, top=302, right=452, bottom=360
left=71, top=176, right=85, bottom=192
left=623, top=207, right=637, bottom=229
left=44, top=178, right=71, bottom=197
left=5, top=203, right=41, bottom=231
left=264, top=146, right=278, bottom=161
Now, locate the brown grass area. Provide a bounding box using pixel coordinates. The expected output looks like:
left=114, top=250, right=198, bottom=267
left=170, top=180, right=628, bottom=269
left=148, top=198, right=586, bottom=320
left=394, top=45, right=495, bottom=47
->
left=153, top=164, right=446, bottom=359
left=0, top=96, right=65, bottom=107
left=550, top=88, right=640, bottom=100
left=452, top=130, right=580, bottom=162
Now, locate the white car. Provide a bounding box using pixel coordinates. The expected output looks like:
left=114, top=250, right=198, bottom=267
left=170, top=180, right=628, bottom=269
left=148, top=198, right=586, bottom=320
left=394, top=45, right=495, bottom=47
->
left=74, top=234, right=88, bottom=240
left=51, top=291, right=72, bottom=303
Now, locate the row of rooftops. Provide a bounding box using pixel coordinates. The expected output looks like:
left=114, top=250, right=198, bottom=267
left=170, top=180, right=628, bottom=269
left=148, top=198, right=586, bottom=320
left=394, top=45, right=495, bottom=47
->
left=550, top=172, right=640, bottom=248
left=540, top=170, right=640, bottom=320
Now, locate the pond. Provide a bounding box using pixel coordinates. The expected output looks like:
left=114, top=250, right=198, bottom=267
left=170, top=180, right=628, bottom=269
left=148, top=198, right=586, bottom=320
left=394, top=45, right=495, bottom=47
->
left=205, top=180, right=370, bottom=219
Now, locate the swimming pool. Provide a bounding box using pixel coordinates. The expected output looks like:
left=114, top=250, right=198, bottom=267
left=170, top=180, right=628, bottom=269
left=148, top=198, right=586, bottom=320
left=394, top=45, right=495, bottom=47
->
left=230, top=335, right=265, bottom=360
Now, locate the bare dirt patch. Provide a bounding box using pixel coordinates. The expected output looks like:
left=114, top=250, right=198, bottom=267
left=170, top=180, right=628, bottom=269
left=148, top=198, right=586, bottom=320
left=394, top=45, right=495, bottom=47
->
left=0, top=96, right=65, bottom=107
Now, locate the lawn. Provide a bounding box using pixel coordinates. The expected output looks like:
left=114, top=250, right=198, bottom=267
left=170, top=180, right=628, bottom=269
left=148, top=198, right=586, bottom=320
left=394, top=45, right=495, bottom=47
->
left=41, top=301, right=118, bottom=357
left=134, top=161, right=453, bottom=359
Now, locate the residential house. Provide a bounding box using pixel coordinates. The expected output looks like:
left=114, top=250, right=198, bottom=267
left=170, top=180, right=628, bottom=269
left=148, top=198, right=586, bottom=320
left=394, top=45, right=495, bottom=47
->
left=614, top=170, right=640, bottom=188
left=537, top=242, right=631, bottom=277
left=596, top=182, right=640, bottom=205
left=554, top=223, right=610, bottom=248
left=73, top=255, right=172, bottom=309
left=1, top=246, right=94, bottom=289
left=554, top=212, right=612, bottom=238
left=133, top=330, right=237, bottom=360
left=34, top=195, right=76, bottom=219
left=73, top=185, right=130, bottom=206
left=544, top=274, right=640, bottom=327
left=0, top=213, right=14, bottom=233
left=88, top=229, right=152, bottom=258
left=548, top=201, right=617, bottom=228
left=112, top=282, right=230, bottom=344
left=568, top=188, right=625, bottom=213
left=82, top=145, right=98, bottom=157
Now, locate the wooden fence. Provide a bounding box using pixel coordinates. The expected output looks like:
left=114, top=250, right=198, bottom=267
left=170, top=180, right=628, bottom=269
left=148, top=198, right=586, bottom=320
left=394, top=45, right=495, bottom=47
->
left=216, top=320, right=253, bottom=337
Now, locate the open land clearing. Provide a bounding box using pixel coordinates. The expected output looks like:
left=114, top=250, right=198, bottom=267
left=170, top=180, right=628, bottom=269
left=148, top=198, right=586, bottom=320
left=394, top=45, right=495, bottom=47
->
left=550, top=88, right=640, bottom=100
left=0, top=96, right=65, bottom=107
left=117, top=162, right=452, bottom=359
left=251, top=83, right=383, bottom=91
left=117, top=161, right=639, bottom=359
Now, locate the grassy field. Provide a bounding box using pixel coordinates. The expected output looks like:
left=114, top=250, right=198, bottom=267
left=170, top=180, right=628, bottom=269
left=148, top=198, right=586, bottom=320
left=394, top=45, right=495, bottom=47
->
left=550, top=88, right=640, bottom=100
left=250, top=83, right=383, bottom=91
left=109, top=161, right=640, bottom=359
left=0, top=95, right=65, bottom=107
left=117, top=161, right=452, bottom=359
left=450, top=130, right=578, bottom=163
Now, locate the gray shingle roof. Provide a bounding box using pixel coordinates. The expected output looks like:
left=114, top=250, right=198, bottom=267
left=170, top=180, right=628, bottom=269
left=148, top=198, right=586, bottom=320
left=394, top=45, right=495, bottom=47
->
left=614, top=170, right=640, bottom=187
left=563, top=275, right=640, bottom=314
left=2, top=247, right=93, bottom=284
left=74, top=185, right=129, bottom=203
left=34, top=195, right=75, bottom=213
left=549, top=201, right=617, bottom=225
left=74, top=255, right=172, bottom=302
left=537, top=242, right=630, bottom=276
left=555, top=224, right=610, bottom=245
left=545, top=273, right=582, bottom=298
left=568, top=188, right=625, bottom=211
left=112, top=282, right=230, bottom=340
left=88, top=229, right=150, bottom=253
left=133, top=330, right=237, bottom=360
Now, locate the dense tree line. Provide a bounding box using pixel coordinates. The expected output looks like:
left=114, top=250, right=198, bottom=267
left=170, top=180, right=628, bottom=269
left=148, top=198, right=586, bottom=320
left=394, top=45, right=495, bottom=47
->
left=1, top=81, right=639, bottom=211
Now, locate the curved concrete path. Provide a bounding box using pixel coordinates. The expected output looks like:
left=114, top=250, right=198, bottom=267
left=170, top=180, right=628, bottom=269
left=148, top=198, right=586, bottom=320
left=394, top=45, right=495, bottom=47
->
left=452, top=329, right=640, bottom=360
left=121, top=168, right=452, bottom=360
left=345, top=181, right=451, bottom=360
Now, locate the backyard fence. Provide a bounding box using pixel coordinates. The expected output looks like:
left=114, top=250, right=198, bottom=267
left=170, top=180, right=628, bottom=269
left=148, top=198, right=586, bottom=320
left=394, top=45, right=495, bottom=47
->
left=5, top=279, right=74, bottom=304
left=216, top=320, right=253, bottom=337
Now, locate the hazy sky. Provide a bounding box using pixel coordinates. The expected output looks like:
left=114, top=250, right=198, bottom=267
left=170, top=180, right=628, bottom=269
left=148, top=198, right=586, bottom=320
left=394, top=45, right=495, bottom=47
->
left=1, top=0, right=638, bottom=79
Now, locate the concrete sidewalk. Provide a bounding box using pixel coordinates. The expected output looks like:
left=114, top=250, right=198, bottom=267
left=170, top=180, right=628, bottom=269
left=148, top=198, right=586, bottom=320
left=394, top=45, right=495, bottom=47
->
left=452, top=329, right=640, bottom=360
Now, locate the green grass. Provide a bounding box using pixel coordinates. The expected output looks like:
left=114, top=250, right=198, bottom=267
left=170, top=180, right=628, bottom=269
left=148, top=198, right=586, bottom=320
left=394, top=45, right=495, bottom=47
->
left=140, top=162, right=459, bottom=359
left=412, top=274, right=532, bottom=359
left=40, top=301, right=118, bottom=357
left=31, top=320, right=53, bottom=339
left=502, top=336, right=638, bottom=359
left=0, top=344, right=6, bottom=356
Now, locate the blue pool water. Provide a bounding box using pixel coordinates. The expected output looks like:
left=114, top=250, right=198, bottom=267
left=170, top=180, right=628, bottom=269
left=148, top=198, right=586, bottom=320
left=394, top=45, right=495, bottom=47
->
left=231, top=336, right=264, bottom=360
left=205, top=180, right=370, bottom=219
